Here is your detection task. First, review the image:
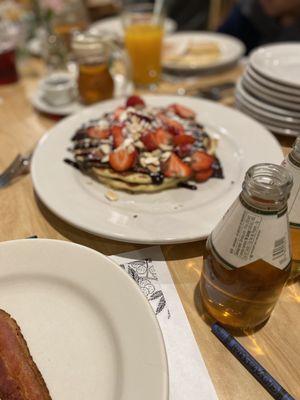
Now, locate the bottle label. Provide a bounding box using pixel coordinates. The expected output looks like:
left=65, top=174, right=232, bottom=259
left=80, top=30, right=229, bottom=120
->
left=283, top=155, right=300, bottom=227
left=210, top=196, right=291, bottom=270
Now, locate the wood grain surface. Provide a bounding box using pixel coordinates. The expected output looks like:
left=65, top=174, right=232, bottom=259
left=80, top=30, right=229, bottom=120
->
left=0, top=59, right=299, bottom=400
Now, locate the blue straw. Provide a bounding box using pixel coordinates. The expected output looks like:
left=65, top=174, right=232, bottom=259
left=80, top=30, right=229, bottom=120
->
left=211, top=323, right=295, bottom=400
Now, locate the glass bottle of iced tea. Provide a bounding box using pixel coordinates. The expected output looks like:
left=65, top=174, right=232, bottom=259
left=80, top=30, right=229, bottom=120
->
left=283, top=137, right=300, bottom=279
left=200, top=163, right=293, bottom=330
left=72, top=33, right=114, bottom=105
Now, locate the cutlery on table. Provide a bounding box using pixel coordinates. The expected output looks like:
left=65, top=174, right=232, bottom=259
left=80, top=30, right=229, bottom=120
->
left=0, top=149, right=33, bottom=188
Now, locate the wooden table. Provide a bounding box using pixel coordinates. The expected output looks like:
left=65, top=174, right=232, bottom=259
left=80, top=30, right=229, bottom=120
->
left=0, top=59, right=299, bottom=400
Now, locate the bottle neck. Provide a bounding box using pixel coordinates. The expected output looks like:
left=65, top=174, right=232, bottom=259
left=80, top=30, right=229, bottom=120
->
left=241, top=163, right=292, bottom=215
left=289, top=137, right=300, bottom=167
left=289, top=152, right=300, bottom=169
left=240, top=191, right=287, bottom=215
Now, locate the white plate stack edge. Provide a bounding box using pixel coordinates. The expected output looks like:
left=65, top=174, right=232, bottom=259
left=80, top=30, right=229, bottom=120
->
left=235, top=43, right=300, bottom=137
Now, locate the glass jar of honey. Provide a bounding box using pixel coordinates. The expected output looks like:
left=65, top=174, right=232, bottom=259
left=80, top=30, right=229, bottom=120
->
left=72, top=33, right=115, bottom=105
left=200, top=163, right=293, bottom=330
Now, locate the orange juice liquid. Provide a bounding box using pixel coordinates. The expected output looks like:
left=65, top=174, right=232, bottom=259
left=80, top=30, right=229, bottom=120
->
left=124, top=23, right=163, bottom=86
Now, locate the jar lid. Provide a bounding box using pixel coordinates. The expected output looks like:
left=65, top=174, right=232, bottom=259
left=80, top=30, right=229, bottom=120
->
left=71, top=32, right=105, bottom=57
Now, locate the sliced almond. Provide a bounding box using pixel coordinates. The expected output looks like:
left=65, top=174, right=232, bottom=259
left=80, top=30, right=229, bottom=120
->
left=161, top=151, right=171, bottom=161
left=152, top=149, right=162, bottom=157
left=148, top=164, right=160, bottom=172
left=207, top=138, right=218, bottom=155
left=101, top=155, right=109, bottom=163
left=159, top=144, right=173, bottom=151
left=100, top=144, right=111, bottom=154
left=105, top=190, right=119, bottom=201
left=135, top=140, right=145, bottom=149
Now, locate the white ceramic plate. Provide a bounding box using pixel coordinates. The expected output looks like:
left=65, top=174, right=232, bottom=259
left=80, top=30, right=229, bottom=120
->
left=236, top=80, right=300, bottom=118
left=31, top=95, right=283, bottom=244
left=30, top=90, right=84, bottom=116
left=241, top=77, right=300, bottom=111
left=247, top=65, right=300, bottom=96
left=0, top=239, right=168, bottom=400
left=162, top=31, right=245, bottom=72
left=235, top=91, right=300, bottom=124
left=236, top=101, right=300, bottom=137
left=235, top=96, right=300, bottom=129
left=89, top=15, right=177, bottom=37
left=244, top=70, right=300, bottom=103
left=264, top=124, right=300, bottom=137
left=250, top=43, right=300, bottom=88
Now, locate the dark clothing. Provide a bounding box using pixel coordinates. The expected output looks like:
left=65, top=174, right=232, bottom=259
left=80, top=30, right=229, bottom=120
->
left=219, top=0, right=300, bottom=53
left=166, top=0, right=209, bottom=30
left=124, top=0, right=209, bottom=30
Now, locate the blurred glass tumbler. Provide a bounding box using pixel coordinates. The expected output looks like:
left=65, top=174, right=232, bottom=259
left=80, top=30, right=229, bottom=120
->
left=0, top=45, right=18, bottom=84
left=52, top=0, right=89, bottom=52
left=122, top=3, right=164, bottom=87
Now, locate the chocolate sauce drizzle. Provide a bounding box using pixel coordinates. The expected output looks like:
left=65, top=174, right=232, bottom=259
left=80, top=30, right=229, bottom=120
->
left=178, top=182, right=197, bottom=190
left=212, top=158, right=224, bottom=179
left=150, top=172, right=164, bottom=185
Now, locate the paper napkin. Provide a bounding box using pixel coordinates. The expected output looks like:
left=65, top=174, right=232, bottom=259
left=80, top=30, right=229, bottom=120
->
left=111, top=246, right=218, bottom=400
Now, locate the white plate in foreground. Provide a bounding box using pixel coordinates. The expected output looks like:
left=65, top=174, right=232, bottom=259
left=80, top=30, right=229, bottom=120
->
left=0, top=239, right=168, bottom=400
left=31, top=95, right=283, bottom=244
left=250, top=43, right=300, bottom=88
left=163, top=32, right=245, bottom=72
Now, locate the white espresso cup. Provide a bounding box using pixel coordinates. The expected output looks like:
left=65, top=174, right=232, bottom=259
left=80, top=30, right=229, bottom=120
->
left=40, top=72, right=76, bottom=106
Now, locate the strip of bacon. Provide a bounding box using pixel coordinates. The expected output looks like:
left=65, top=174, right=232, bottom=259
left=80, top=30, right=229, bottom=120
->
left=0, top=310, right=52, bottom=400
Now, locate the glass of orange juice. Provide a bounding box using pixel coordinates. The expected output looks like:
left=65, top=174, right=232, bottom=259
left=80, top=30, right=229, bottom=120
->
left=122, top=3, right=164, bottom=87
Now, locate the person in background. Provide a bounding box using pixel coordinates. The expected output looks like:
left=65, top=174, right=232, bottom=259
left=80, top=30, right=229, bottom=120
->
left=166, top=0, right=209, bottom=30
left=219, top=0, right=300, bottom=53
left=123, top=0, right=210, bottom=30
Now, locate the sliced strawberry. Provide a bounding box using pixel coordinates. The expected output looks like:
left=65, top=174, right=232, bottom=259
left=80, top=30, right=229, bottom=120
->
left=87, top=126, right=110, bottom=139
left=141, top=131, right=158, bottom=151
left=163, top=153, right=192, bottom=179
left=169, top=103, right=196, bottom=119
left=109, top=148, right=137, bottom=172
left=176, top=143, right=193, bottom=158
left=155, top=128, right=173, bottom=146
left=111, top=125, right=124, bottom=148
left=114, top=106, right=125, bottom=121
left=141, top=129, right=173, bottom=151
left=195, top=168, right=213, bottom=182
left=173, top=134, right=195, bottom=146
left=126, top=95, right=145, bottom=108
left=191, top=151, right=214, bottom=171
left=158, top=114, right=185, bottom=136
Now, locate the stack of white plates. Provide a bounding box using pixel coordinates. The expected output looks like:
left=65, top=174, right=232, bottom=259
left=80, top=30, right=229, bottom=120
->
left=236, top=43, right=300, bottom=137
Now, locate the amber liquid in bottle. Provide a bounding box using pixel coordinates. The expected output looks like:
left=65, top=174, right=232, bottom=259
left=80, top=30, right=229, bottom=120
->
left=290, top=226, right=300, bottom=279
left=201, top=249, right=291, bottom=329
left=78, top=62, right=114, bottom=105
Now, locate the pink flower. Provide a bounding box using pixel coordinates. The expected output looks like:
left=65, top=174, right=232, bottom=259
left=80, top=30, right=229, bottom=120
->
left=40, top=0, right=64, bottom=13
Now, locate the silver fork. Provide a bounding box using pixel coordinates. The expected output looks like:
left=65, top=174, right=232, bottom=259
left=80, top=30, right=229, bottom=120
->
left=0, top=149, right=33, bottom=188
